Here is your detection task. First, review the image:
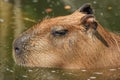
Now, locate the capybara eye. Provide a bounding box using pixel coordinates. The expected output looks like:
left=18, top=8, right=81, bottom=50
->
left=51, top=29, right=68, bottom=36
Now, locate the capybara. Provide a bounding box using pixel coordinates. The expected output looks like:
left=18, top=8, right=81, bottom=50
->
left=13, top=3, right=120, bottom=69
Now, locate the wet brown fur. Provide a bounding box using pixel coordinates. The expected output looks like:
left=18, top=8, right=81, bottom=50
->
left=13, top=5, right=120, bottom=69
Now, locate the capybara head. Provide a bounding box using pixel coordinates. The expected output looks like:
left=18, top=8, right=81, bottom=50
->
left=13, top=3, right=120, bottom=69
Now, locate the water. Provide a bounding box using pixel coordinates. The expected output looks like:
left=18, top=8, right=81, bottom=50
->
left=0, top=0, right=120, bottom=80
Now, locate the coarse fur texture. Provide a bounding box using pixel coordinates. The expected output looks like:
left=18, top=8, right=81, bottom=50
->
left=13, top=3, right=120, bottom=69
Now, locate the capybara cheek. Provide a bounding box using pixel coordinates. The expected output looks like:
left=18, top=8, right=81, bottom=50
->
left=15, top=51, right=65, bottom=68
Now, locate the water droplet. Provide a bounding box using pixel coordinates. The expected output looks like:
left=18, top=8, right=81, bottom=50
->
left=10, top=70, right=14, bottom=73
left=4, top=0, right=9, bottom=2
left=28, top=69, right=33, bottom=72
left=109, top=68, right=116, bottom=71
left=108, top=6, right=112, bottom=10
left=45, top=8, right=53, bottom=13
left=33, top=0, right=38, bottom=3
left=0, top=18, right=4, bottom=23
left=6, top=68, right=10, bottom=71
left=22, top=75, right=28, bottom=78
left=100, top=12, right=104, bottom=16
left=89, top=76, right=96, bottom=79
left=64, top=5, right=71, bottom=10
left=81, top=69, right=87, bottom=72
left=94, top=72, right=103, bottom=75
left=51, top=70, right=56, bottom=73
left=93, top=1, right=97, bottom=4
left=68, top=72, right=72, bottom=75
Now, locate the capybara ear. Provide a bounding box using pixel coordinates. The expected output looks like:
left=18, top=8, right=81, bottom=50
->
left=79, top=3, right=93, bottom=14
left=81, top=15, right=98, bottom=31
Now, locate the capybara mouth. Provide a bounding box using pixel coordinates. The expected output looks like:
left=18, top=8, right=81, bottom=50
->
left=13, top=3, right=120, bottom=69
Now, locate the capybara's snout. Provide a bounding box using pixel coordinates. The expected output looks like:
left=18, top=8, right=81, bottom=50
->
left=13, top=33, right=30, bottom=55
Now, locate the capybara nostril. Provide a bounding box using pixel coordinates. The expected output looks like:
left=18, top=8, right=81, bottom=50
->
left=14, top=45, right=21, bottom=55
left=14, top=47, right=20, bottom=54
left=13, top=40, right=22, bottom=55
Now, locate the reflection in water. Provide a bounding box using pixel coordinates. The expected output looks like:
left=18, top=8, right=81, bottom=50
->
left=0, top=0, right=13, bottom=80
left=14, top=67, right=120, bottom=80
left=13, top=0, right=25, bottom=37
left=0, top=0, right=120, bottom=80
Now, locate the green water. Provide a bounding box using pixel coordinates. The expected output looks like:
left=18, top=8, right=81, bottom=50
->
left=0, top=0, right=120, bottom=80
